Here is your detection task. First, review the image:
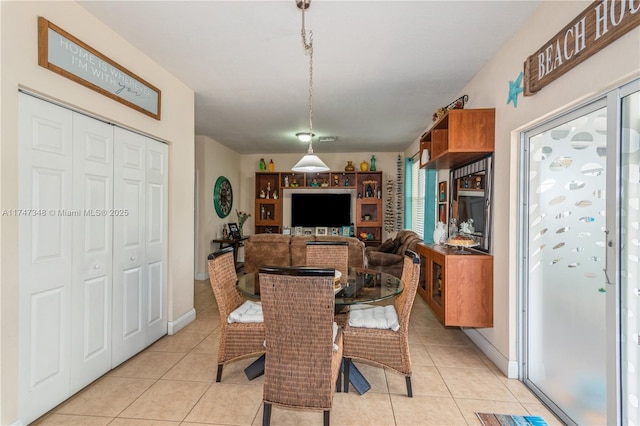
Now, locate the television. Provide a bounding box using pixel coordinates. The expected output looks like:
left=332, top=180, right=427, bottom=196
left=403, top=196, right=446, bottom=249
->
left=457, top=194, right=485, bottom=235
left=291, top=193, right=351, bottom=227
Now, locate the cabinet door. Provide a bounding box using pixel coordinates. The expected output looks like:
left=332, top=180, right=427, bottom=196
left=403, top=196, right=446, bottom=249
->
left=431, top=129, right=448, bottom=159
left=18, top=93, right=74, bottom=424
left=70, top=113, right=114, bottom=392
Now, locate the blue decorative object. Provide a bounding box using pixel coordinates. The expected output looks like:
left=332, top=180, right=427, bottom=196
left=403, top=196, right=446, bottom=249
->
left=507, top=71, right=524, bottom=108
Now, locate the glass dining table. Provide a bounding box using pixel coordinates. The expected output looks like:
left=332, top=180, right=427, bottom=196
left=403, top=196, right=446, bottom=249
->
left=236, top=266, right=404, bottom=395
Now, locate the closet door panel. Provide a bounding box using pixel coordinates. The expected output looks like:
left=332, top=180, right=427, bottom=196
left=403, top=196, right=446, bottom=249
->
left=18, top=94, right=73, bottom=424
left=70, top=113, right=113, bottom=392
left=145, top=140, right=168, bottom=343
left=112, top=127, right=147, bottom=367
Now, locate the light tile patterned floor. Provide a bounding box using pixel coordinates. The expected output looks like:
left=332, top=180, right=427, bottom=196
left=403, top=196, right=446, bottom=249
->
left=33, top=280, right=562, bottom=426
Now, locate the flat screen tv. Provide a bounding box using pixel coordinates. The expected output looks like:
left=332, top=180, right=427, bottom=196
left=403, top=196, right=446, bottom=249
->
left=458, top=195, right=485, bottom=235
left=291, top=193, right=351, bottom=227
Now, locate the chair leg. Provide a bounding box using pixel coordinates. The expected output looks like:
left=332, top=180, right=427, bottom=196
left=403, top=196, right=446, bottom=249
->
left=263, top=402, right=272, bottom=426
left=405, top=376, right=413, bottom=397
left=216, top=364, right=223, bottom=382
left=323, top=410, right=330, bottom=426
left=344, top=358, right=351, bottom=393
left=337, top=367, right=342, bottom=392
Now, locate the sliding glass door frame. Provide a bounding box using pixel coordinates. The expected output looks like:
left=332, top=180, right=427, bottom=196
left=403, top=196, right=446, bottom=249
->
left=517, top=79, right=640, bottom=425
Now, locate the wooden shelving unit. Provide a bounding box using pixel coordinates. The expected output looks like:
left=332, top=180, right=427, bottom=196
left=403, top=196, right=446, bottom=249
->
left=254, top=170, right=383, bottom=240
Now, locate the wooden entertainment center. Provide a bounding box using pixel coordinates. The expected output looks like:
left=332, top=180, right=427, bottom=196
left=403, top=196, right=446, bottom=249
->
left=254, top=170, right=383, bottom=245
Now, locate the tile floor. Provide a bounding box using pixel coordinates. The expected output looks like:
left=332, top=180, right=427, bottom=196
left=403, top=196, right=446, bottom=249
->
left=33, top=280, right=562, bottom=426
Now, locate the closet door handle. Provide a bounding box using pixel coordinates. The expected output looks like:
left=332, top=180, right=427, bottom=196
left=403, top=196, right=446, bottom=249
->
left=603, top=229, right=613, bottom=286
left=130, top=256, right=136, bottom=261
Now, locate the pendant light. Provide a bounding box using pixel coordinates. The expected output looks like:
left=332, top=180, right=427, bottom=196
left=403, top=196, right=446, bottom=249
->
left=292, top=0, right=329, bottom=173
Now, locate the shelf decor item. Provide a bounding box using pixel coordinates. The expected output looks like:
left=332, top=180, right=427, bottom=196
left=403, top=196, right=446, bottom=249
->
left=345, top=161, right=355, bottom=171
left=360, top=160, right=369, bottom=172
left=268, top=159, right=275, bottom=172
left=370, top=155, right=376, bottom=171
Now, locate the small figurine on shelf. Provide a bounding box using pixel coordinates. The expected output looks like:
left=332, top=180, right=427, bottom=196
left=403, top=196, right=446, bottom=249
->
left=273, top=190, right=278, bottom=199
left=365, top=183, right=374, bottom=198
left=259, top=189, right=266, bottom=198
left=284, top=176, right=289, bottom=187
left=334, top=175, right=340, bottom=186
left=291, top=178, right=299, bottom=187
left=268, top=159, right=275, bottom=172
left=321, top=178, right=329, bottom=187
left=259, top=158, right=266, bottom=171
left=344, top=176, right=350, bottom=186
left=260, top=205, right=266, bottom=220
left=310, top=178, right=320, bottom=187
left=266, top=182, right=271, bottom=199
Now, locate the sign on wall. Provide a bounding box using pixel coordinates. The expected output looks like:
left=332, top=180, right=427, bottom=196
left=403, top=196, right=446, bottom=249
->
left=38, top=17, right=161, bottom=120
left=524, top=0, right=639, bottom=96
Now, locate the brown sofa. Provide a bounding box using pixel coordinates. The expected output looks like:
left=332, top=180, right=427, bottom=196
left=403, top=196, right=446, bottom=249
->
left=244, top=234, right=366, bottom=274
left=365, top=230, right=422, bottom=278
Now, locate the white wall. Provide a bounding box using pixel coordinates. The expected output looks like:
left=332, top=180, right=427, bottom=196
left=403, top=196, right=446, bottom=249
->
left=0, top=2, right=195, bottom=423
left=195, top=135, right=242, bottom=279
left=405, top=0, right=640, bottom=377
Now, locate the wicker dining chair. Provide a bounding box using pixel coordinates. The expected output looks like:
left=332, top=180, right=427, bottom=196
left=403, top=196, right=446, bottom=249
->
left=305, top=241, right=349, bottom=281
left=258, top=266, right=343, bottom=426
left=342, top=250, right=421, bottom=397
left=207, top=246, right=265, bottom=382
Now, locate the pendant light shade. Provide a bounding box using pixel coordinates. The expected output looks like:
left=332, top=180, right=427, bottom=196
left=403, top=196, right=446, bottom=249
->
left=292, top=143, right=329, bottom=172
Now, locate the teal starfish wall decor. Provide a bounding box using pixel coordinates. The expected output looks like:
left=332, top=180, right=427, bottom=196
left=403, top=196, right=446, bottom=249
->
left=507, top=71, right=524, bottom=108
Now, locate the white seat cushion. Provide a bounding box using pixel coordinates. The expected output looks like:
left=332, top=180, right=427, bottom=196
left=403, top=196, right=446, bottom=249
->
left=348, top=304, right=399, bottom=331
left=228, top=300, right=263, bottom=323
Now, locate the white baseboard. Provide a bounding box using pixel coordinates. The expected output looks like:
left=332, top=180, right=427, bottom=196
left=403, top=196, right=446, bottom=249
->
left=168, top=308, right=196, bottom=335
left=463, top=328, right=519, bottom=379
left=195, top=271, right=208, bottom=281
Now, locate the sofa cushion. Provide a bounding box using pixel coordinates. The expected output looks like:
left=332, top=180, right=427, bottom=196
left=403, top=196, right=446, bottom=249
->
left=378, top=238, right=396, bottom=253
left=244, top=234, right=292, bottom=273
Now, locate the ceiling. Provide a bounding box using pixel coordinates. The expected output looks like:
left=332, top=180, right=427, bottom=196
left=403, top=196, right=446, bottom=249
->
left=78, top=0, right=542, bottom=154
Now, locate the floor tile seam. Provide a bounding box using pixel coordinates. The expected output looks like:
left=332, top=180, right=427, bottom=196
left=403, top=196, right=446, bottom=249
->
left=164, top=380, right=215, bottom=425
left=156, top=351, right=196, bottom=381
left=111, top=375, right=163, bottom=421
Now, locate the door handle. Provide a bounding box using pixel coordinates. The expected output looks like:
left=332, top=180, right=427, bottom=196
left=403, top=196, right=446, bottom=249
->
left=603, top=229, right=613, bottom=286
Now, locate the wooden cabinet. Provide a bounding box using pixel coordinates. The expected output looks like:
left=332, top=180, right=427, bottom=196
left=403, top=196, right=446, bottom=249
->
left=420, top=108, right=495, bottom=169
left=416, top=243, right=493, bottom=327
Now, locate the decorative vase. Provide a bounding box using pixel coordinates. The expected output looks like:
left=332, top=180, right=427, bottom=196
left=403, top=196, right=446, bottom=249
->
left=345, top=161, right=355, bottom=171
left=268, top=159, right=275, bottom=172
left=259, top=158, right=266, bottom=171
left=360, top=161, right=369, bottom=172
left=370, top=155, right=376, bottom=171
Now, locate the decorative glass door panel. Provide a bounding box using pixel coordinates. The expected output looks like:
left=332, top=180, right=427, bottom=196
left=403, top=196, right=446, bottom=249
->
left=525, top=104, right=608, bottom=425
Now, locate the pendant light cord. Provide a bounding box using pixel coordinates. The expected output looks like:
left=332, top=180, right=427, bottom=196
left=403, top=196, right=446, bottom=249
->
left=301, top=1, right=314, bottom=153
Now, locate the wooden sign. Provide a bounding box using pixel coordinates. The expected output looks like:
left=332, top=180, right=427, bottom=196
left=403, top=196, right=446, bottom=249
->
left=38, top=17, right=161, bottom=120
left=524, top=0, right=640, bottom=96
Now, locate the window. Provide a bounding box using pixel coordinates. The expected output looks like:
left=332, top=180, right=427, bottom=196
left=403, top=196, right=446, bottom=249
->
left=405, top=157, right=425, bottom=239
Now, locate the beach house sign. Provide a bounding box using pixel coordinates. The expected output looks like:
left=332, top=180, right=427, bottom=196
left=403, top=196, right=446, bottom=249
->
left=524, top=0, right=639, bottom=96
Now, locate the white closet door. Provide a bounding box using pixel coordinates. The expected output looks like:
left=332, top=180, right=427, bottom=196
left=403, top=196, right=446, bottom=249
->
left=145, top=139, right=168, bottom=344
left=70, top=113, right=114, bottom=392
left=112, top=127, right=147, bottom=366
left=18, top=94, right=73, bottom=422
